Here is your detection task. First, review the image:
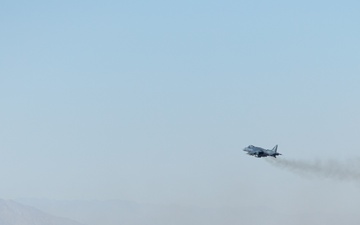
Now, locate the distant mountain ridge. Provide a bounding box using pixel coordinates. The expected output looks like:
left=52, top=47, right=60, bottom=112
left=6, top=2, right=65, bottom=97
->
left=0, top=199, right=84, bottom=225
left=17, top=199, right=280, bottom=225
left=16, top=198, right=360, bottom=225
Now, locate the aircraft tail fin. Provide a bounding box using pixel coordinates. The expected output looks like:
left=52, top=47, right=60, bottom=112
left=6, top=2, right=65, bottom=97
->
left=272, top=145, right=278, bottom=152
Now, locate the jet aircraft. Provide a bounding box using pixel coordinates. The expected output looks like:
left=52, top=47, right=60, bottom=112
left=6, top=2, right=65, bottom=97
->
left=243, top=145, right=281, bottom=158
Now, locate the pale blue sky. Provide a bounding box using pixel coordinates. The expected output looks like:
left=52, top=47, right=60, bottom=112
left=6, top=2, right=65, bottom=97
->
left=1, top=0, right=360, bottom=215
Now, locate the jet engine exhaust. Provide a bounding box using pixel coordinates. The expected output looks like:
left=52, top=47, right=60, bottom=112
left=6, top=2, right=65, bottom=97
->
left=265, top=158, right=360, bottom=181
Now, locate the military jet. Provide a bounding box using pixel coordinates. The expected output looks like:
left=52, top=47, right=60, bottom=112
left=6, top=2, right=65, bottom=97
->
left=243, top=145, right=281, bottom=158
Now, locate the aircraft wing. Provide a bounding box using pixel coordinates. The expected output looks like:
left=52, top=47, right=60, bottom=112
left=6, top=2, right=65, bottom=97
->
left=247, top=149, right=263, bottom=155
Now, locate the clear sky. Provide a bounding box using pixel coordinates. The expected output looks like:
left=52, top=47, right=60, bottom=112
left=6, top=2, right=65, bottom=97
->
left=1, top=0, right=360, bottom=220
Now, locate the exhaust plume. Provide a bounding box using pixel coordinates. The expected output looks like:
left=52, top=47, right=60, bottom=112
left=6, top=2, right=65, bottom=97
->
left=266, top=158, right=360, bottom=181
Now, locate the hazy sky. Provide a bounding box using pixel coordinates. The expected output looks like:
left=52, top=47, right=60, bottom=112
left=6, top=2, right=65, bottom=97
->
left=1, top=0, right=360, bottom=217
